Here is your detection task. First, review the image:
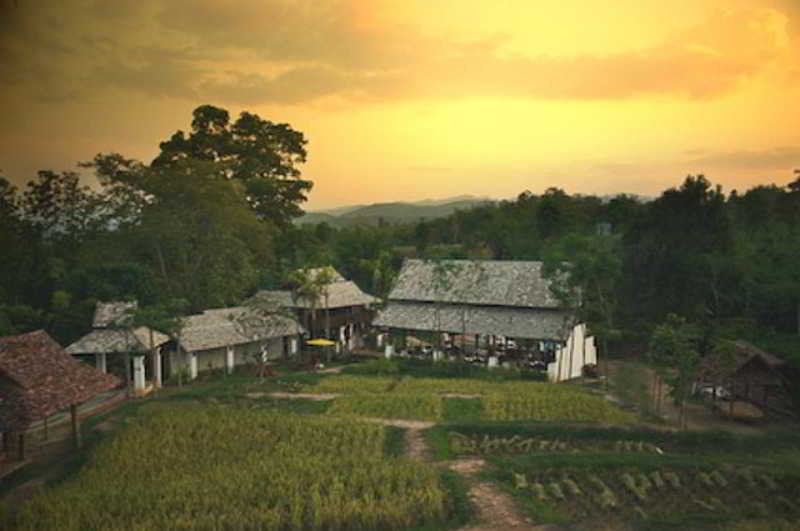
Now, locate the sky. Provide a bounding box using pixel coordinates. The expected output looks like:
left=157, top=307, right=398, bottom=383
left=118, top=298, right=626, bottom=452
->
left=0, top=0, right=798, bottom=211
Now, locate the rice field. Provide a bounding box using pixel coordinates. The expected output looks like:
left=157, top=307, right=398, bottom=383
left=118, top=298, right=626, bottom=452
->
left=302, top=374, right=634, bottom=423
left=14, top=403, right=451, bottom=531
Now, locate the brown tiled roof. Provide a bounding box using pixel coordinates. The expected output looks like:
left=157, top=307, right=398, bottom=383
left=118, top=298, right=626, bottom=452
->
left=0, top=330, right=121, bottom=431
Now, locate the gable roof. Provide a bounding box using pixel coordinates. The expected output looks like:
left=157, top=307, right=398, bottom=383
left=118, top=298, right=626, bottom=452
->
left=179, top=307, right=305, bottom=352
left=255, top=281, right=378, bottom=311
left=65, top=327, right=170, bottom=355
left=733, top=340, right=785, bottom=370
left=387, top=259, right=561, bottom=309
left=0, top=330, right=120, bottom=431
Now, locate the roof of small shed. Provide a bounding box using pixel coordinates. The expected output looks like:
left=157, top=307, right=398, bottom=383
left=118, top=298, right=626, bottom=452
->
left=0, top=330, right=120, bottom=431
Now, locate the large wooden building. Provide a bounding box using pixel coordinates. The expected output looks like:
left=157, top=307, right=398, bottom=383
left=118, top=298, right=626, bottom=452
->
left=373, top=259, right=596, bottom=381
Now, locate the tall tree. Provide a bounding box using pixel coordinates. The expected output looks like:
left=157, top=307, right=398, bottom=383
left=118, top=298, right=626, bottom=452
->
left=153, top=105, right=311, bottom=228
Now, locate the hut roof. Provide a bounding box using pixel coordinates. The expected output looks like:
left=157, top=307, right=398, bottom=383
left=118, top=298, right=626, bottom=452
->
left=179, top=307, right=305, bottom=353
left=93, top=301, right=137, bottom=328
left=65, top=327, right=170, bottom=355
left=387, top=259, right=561, bottom=309
left=0, top=330, right=120, bottom=431
left=373, top=301, right=571, bottom=340
left=302, top=267, right=347, bottom=284
left=256, top=281, right=378, bottom=310
left=732, top=340, right=785, bottom=370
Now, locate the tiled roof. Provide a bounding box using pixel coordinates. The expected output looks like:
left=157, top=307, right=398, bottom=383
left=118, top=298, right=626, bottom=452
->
left=65, top=327, right=170, bottom=355
left=93, top=301, right=138, bottom=328
left=387, top=259, right=561, bottom=309
left=179, top=307, right=305, bottom=352
left=373, top=301, right=572, bottom=340
left=0, top=330, right=120, bottom=431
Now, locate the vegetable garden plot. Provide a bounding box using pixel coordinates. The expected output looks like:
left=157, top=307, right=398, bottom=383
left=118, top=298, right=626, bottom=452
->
left=493, top=457, right=800, bottom=528
left=449, top=432, right=664, bottom=456
left=15, top=404, right=452, bottom=531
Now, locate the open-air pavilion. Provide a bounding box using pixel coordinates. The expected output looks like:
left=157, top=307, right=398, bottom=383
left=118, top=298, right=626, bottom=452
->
left=373, top=259, right=597, bottom=382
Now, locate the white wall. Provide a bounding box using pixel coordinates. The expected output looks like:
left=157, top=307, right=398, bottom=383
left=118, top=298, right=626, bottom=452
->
left=548, top=323, right=597, bottom=382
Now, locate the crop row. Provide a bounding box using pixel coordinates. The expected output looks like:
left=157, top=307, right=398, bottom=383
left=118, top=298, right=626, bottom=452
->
left=16, top=404, right=450, bottom=530
left=450, top=433, right=662, bottom=455
left=508, top=466, right=800, bottom=523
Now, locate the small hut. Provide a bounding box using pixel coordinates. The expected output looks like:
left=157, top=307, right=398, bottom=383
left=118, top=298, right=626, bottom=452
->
left=66, top=301, right=170, bottom=395
left=0, top=330, right=120, bottom=461
left=728, top=340, right=790, bottom=415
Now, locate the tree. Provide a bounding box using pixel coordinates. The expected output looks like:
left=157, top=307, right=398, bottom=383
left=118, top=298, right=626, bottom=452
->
left=649, top=314, right=700, bottom=429
left=153, top=105, right=311, bottom=228
left=87, top=157, right=273, bottom=312
left=543, top=233, right=623, bottom=384
left=132, top=299, right=187, bottom=390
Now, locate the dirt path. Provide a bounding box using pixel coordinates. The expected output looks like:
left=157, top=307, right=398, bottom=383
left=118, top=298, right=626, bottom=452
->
left=247, top=391, right=340, bottom=400
left=448, top=459, right=546, bottom=531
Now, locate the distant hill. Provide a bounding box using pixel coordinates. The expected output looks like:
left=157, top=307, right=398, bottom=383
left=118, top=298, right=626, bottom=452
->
left=297, top=196, right=494, bottom=227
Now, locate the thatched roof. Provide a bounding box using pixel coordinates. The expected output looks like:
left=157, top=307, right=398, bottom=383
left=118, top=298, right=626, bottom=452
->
left=65, top=327, right=170, bottom=355
left=387, top=259, right=561, bottom=308
left=255, top=281, right=378, bottom=310
left=93, top=301, right=137, bottom=328
left=179, top=307, right=305, bottom=353
left=373, top=301, right=571, bottom=340
left=0, top=330, right=120, bottom=431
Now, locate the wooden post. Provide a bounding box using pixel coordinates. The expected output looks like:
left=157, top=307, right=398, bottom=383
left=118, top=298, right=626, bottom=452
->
left=71, top=404, right=82, bottom=449
left=18, top=432, right=25, bottom=461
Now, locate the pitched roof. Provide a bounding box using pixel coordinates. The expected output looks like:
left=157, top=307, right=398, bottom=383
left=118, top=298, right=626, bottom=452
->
left=733, top=340, right=785, bottom=369
left=255, top=281, right=378, bottom=310
left=0, top=330, right=120, bottom=431
left=65, top=327, right=170, bottom=355
left=387, top=259, right=561, bottom=309
left=179, top=307, right=304, bottom=352
left=93, top=301, right=137, bottom=328
left=373, top=301, right=571, bottom=340
left=303, top=267, right=347, bottom=284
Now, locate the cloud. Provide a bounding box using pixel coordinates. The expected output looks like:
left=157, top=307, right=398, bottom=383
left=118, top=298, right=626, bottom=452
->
left=686, top=146, right=800, bottom=170
left=0, top=1, right=793, bottom=106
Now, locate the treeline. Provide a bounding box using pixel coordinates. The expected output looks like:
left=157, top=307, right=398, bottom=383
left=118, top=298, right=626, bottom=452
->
left=287, top=176, right=800, bottom=364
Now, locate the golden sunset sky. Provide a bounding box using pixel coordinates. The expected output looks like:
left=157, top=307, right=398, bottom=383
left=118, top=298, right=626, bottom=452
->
left=1, top=0, right=798, bottom=210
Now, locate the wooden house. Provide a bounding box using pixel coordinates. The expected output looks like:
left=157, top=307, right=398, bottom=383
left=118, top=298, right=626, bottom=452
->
left=254, top=267, right=378, bottom=352
left=373, top=259, right=596, bottom=381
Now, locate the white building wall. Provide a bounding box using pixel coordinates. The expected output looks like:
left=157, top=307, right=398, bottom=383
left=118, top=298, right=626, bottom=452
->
left=548, top=323, right=597, bottom=382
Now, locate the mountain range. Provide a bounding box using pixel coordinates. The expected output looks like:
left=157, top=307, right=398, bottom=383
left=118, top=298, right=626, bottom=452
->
left=297, top=195, right=494, bottom=227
